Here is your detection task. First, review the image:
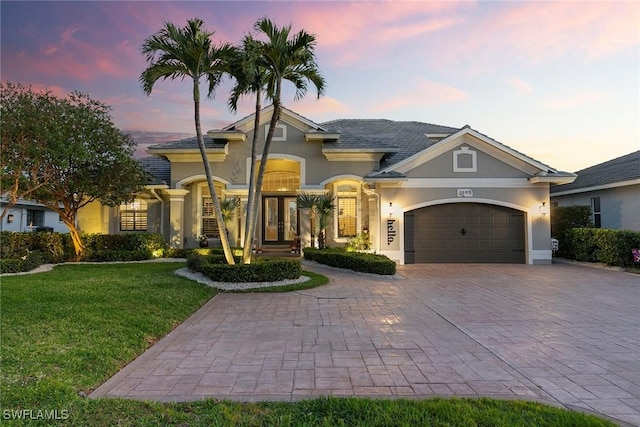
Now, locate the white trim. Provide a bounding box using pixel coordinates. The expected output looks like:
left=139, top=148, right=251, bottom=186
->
left=246, top=153, right=307, bottom=188
left=453, top=146, right=477, bottom=172
left=319, top=174, right=363, bottom=187
left=175, top=174, right=231, bottom=189
left=531, top=249, right=552, bottom=262
left=550, top=178, right=640, bottom=196
left=380, top=127, right=555, bottom=176
left=383, top=178, right=534, bottom=188
left=332, top=180, right=362, bottom=240
left=264, top=123, right=287, bottom=142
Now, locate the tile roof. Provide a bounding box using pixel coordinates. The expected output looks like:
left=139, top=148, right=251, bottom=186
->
left=550, top=150, right=640, bottom=193
left=139, top=156, right=170, bottom=185
left=320, top=119, right=459, bottom=168
left=147, top=135, right=227, bottom=151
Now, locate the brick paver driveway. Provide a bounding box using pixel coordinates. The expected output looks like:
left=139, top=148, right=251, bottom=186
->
left=92, top=263, right=640, bottom=425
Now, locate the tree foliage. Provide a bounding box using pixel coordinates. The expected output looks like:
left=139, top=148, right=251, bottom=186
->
left=0, top=82, right=148, bottom=257
left=236, top=18, right=326, bottom=263
left=140, top=18, right=237, bottom=264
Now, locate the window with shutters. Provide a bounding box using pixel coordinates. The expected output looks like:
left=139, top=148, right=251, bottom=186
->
left=119, top=199, right=147, bottom=231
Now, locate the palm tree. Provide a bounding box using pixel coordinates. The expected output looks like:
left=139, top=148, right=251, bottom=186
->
left=296, top=192, right=319, bottom=248
left=227, top=34, right=268, bottom=263
left=315, top=192, right=335, bottom=249
left=140, top=18, right=236, bottom=264
left=237, top=18, right=325, bottom=263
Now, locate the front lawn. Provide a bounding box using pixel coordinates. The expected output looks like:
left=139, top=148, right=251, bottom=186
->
left=0, top=263, right=614, bottom=426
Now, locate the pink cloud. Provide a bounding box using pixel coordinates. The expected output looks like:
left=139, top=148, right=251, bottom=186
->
left=545, top=91, right=607, bottom=110
left=372, top=79, right=469, bottom=113
left=507, top=77, right=533, bottom=95
left=447, top=1, right=639, bottom=67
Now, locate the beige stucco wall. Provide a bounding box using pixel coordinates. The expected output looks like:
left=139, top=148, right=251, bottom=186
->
left=375, top=180, right=551, bottom=264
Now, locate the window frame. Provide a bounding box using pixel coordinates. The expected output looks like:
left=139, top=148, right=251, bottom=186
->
left=591, top=196, right=601, bottom=228
left=333, top=182, right=360, bottom=241
left=119, top=199, right=148, bottom=232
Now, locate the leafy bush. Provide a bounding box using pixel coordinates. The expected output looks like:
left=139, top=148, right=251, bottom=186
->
left=187, top=253, right=301, bottom=282
left=304, top=247, right=396, bottom=275
left=345, top=231, right=372, bottom=251
left=1, top=231, right=168, bottom=265
left=550, top=205, right=593, bottom=257
left=563, top=228, right=640, bottom=266
left=0, top=250, right=45, bottom=273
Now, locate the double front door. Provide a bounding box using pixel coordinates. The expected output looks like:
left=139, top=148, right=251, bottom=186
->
left=263, top=196, right=299, bottom=244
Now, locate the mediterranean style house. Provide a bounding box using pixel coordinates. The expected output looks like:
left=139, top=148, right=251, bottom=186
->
left=78, top=106, right=576, bottom=264
left=551, top=150, right=640, bottom=231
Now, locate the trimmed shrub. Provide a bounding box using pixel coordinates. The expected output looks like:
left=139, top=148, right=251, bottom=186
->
left=0, top=250, right=45, bottom=274
left=304, top=247, right=396, bottom=275
left=1, top=231, right=168, bottom=265
left=550, top=205, right=593, bottom=257
left=187, top=253, right=301, bottom=283
left=563, top=228, right=640, bottom=267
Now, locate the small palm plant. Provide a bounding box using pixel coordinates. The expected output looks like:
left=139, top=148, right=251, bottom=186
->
left=296, top=192, right=319, bottom=248
left=316, top=193, right=335, bottom=249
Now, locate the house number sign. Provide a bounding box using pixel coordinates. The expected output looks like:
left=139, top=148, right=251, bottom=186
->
left=457, top=189, right=473, bottom=198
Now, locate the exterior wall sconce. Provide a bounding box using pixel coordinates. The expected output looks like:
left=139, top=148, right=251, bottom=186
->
left=539, top=201, right=549, bottom=217
left=7, top=214, right=14, bottom=223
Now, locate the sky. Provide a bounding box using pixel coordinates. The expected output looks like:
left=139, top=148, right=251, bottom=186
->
left=1, top=0, right=638, bottom=172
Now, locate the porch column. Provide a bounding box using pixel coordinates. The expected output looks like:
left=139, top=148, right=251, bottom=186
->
left=165, top=189, right=190, bottom=248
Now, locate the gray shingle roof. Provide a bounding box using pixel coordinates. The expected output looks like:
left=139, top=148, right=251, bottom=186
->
left=139, top=156, right=170, bottom=185
left=551, top=150, right=640, bottom=193
left=147, top=135, right=227, bottom=150
left=320, top=119, right=459, bottom=168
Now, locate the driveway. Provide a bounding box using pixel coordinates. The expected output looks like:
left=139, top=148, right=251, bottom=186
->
left=91, top=262, right=640, bottom=426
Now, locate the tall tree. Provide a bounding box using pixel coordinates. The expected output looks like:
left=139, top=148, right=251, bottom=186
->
left=239, top=18, right=325, bottom=263
left=0, top=83, right=148, bottom=257
left=140, top=18, right=236, bottom=264
left=227, top=34, right=267, bottom=263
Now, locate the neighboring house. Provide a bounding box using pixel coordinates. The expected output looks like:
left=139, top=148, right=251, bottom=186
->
left=78, top=106, right=576, bottom=264
left=0, top=197, right=70, bottom=233
left=550, top=151, right=640, bottom=231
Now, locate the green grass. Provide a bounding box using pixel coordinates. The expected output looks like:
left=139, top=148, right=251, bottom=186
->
left=0, top=263, right=614, bottom=426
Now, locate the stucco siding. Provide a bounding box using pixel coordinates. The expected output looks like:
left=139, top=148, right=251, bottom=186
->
left=552, top=184, right=640, bottom=231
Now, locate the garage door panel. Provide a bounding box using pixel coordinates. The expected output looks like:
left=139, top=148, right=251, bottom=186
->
left=404, top=203, right=525, bottom=264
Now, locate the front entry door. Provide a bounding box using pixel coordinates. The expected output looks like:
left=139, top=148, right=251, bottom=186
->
left=263, top=196, right=299, bottom=244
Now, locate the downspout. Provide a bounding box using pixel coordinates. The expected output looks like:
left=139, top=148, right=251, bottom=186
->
left=150, top=188, right=165, bottom=238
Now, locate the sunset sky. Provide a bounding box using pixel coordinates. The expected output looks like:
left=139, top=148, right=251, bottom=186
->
left=1, top=1, right=638, bottom=172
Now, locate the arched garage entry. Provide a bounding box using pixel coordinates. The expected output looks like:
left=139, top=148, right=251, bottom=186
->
left=404, top=203, right=525, bottom=263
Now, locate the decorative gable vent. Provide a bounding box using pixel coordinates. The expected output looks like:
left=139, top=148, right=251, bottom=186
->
left=264, top=123, right=287, bottom=142
left=453, top=146, right=477, bottom=172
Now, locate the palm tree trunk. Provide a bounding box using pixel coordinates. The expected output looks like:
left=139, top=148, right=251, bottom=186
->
left=247, top=93, right=282, bottom=261
left=241, top=89, right=261, bottom=264
left=193, top=80, right=234, bottom=265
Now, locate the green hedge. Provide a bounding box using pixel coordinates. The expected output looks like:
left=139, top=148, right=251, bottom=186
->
left=303, top=247, right=396, bottom=275
left=0, top=232, right=168, bottom=273
left=563, top=228, right=640, bottom=267
left=187, top=252, right=301, bottom=283
left=0, top=251, right=45, bottom=274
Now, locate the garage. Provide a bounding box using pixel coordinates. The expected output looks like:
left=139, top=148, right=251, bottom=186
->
left=404, top=203, right=525, bottom=263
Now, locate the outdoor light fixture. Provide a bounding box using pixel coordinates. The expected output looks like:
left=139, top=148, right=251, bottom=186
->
left=539, top=201, right=549, bottom=217
left=7, top=214, right=14, bottom=223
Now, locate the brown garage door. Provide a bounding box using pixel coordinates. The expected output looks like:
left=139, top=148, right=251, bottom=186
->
left=404, top=203, right=525, bottom=263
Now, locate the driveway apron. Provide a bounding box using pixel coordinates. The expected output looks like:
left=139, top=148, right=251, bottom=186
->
left=91, top=263, right=640, bottom=426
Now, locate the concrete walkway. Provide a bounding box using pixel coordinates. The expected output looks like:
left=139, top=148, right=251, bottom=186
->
left=91, top=263, right=640, bottom=426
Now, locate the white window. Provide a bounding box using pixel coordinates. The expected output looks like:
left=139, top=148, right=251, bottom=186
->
left=202, top=197, right=220, bottom=238
left=336, top=183, right=358, bottom=238
left=119, top=199, right=147, bottom=231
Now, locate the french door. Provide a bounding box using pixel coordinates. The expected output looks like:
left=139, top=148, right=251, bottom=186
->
left=263, top=196, right=298, bottom=244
